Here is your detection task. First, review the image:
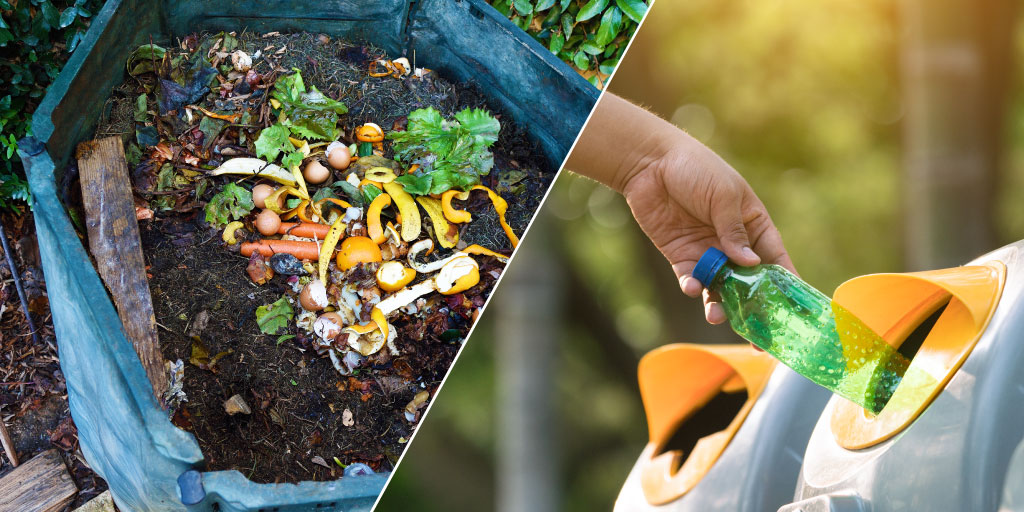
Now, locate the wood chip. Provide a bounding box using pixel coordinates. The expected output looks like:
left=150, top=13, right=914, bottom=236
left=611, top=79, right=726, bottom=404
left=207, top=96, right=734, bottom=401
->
left=72, top=491, right=114, bottom=512
left=223, top=394, right=251, bottom=415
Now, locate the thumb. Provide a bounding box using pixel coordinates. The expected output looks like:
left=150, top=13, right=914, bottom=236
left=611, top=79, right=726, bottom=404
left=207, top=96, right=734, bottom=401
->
left=711, top=202, right=760, bottom=266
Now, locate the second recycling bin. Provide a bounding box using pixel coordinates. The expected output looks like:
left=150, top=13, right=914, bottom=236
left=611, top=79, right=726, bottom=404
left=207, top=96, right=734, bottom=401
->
left=19, top=0, right=598, bottom=510
left=782, top=239, right=1023, bottom=512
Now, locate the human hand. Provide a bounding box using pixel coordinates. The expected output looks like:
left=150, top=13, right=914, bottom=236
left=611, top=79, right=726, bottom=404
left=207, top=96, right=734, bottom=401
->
left=566, top=93, right=795, bottom=325
left=620, top=139, right=796, bottom=324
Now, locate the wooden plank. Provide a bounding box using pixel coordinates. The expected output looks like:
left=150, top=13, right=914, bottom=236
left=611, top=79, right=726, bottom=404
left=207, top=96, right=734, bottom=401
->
left=0, top=449, right=77, bottom=512
left=0, top=419, right=16, bottom=467
left=77, top=136, right=167, bottom=402
left=73, top=490, right=114, bottom=512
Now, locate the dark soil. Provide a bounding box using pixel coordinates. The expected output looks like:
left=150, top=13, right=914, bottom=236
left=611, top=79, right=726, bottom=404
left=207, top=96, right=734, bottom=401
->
left=81, top=31, right=554, bottom=483
left=0, top=212, right=108, bottom=508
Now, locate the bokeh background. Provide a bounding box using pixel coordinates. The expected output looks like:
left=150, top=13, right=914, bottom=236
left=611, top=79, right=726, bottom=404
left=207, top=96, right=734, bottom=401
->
left=377, top=0, right=1024, bottom=509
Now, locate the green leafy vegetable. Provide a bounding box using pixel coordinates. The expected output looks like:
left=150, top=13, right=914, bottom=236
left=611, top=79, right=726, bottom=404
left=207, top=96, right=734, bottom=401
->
left=388, top=107, right=500, bottom=195
left=361, top=184, right=383, bottom=204
left=256, top=297, right=294, bottom=335
left=255, top=69, right=349, bottom=169
left=254, top=124, right=293, bottom=163
left=204, top=183, right=255, bottom=227
left=271, top=68, right=347, bottom=141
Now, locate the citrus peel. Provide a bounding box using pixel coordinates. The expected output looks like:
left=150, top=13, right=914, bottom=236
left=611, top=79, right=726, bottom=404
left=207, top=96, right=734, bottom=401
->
left=473, top=185, right=518, bottom=248
left=367, top=193, right=392, bottom=244
left=376, top=261, right=416, bottom=293
left=441, top=190, right=472, bottom=223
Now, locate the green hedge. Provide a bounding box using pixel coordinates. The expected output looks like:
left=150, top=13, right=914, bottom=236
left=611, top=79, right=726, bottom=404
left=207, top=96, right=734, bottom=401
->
left=0, top=0, right=102, bottom=213
left=489, top=0, right=649, bottom=88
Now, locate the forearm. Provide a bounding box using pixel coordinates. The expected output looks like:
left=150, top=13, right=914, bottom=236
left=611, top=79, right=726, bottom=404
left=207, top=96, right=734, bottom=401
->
left=566, top=93, right=698, bottom=192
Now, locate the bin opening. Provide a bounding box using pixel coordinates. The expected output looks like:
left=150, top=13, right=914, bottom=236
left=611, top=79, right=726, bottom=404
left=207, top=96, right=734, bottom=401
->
left=829, top=262, right=1005, bottom=449
left=893, top=300, right=949, bottom=364
left=635, top=344, right=774, bottom=505
left=657, top=390, right=748, bottom=460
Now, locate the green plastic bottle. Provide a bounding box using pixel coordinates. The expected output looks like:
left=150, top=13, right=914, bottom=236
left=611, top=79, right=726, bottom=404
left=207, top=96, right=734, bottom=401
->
left=693, top=247, right=911, bottom=413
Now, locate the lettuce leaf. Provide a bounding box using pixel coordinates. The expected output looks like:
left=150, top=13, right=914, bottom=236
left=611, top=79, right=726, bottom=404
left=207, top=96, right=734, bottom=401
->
left=388, top=107, right=500, bottom=195
left=255, top=297, right=294, bottom=335
left=204, top=183, right=254, bottom=227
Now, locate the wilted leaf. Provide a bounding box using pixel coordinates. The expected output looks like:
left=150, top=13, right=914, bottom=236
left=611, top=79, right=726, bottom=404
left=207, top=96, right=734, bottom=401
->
left=204, top=183, right=254, bottom=227
left=256, top=297, right=294, bottom=335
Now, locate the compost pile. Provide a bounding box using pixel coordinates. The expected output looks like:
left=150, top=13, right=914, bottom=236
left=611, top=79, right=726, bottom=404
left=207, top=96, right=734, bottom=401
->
left=79, top=31, right=550, bottom=483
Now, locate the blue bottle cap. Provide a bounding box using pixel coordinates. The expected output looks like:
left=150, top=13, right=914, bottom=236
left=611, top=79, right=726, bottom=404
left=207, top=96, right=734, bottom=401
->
left=693, top=247, right=729, bottom=288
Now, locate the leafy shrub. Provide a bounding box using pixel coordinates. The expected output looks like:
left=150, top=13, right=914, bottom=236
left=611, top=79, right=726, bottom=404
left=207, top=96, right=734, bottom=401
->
left=0, top=0, right=102, bottom=213
left=489, top=0, right=649, bottom=88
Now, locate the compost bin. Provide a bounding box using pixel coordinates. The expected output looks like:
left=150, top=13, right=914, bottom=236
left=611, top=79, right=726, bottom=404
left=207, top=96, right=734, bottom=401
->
left=17, top=1, right=598, bottom=510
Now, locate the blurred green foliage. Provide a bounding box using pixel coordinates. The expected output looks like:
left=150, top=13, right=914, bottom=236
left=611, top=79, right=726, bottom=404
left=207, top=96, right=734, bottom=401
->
left=382, top=0, right=1024, bottom=510
left=0, top=0, right=102, bottom=212
left=487, top=0, right=649, bottom=87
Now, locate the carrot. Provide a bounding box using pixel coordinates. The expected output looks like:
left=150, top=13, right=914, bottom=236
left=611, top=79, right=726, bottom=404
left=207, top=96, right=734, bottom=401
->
left=241, top=240, right=323, bottom=260
left=277, top=222, right=331, bottom=239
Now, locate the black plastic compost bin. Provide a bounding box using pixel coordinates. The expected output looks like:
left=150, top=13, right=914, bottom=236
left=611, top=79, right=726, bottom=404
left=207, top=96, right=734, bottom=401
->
left=17, top=1, right=598, bottom=510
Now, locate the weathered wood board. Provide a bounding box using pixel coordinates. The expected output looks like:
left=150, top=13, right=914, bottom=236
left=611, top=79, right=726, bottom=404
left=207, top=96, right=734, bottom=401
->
left=0, top=449, right=77, bottom=512
left=77, top=136, right=167, bottom=401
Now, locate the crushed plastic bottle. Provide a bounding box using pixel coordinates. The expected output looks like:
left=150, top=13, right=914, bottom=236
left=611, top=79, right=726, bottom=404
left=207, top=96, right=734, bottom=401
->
left=693, top=247, right=911, bottom=413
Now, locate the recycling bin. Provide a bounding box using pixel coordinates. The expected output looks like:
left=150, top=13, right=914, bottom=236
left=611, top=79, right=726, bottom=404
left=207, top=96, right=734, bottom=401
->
left=781, top=239, right=1023, bottom=512
left=615, top=344, right=830, bottom=512
left=17, top=0, right=597, bottom=510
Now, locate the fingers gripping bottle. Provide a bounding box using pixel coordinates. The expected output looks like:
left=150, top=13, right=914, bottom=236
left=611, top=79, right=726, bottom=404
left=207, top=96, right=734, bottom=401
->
left=692, top=247, right=910, bottom=413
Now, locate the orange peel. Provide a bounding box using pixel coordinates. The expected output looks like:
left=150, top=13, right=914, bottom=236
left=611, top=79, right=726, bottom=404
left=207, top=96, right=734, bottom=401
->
left=356, top=123, right=384, bottom=143
left=441, top=190, right=472, bottom=224
left=367, top=193, right=392, bottom=244
left=462, top=244, right=510, bottom=262
left=473, top=185, right=518, bottom=248
left=436, top=255, right=480, bottom=295
left=376, top=261, right=416, bottom=293
left=336, top=236, right=383, bottom=271
left=371, top=306, right=389, bottom=342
